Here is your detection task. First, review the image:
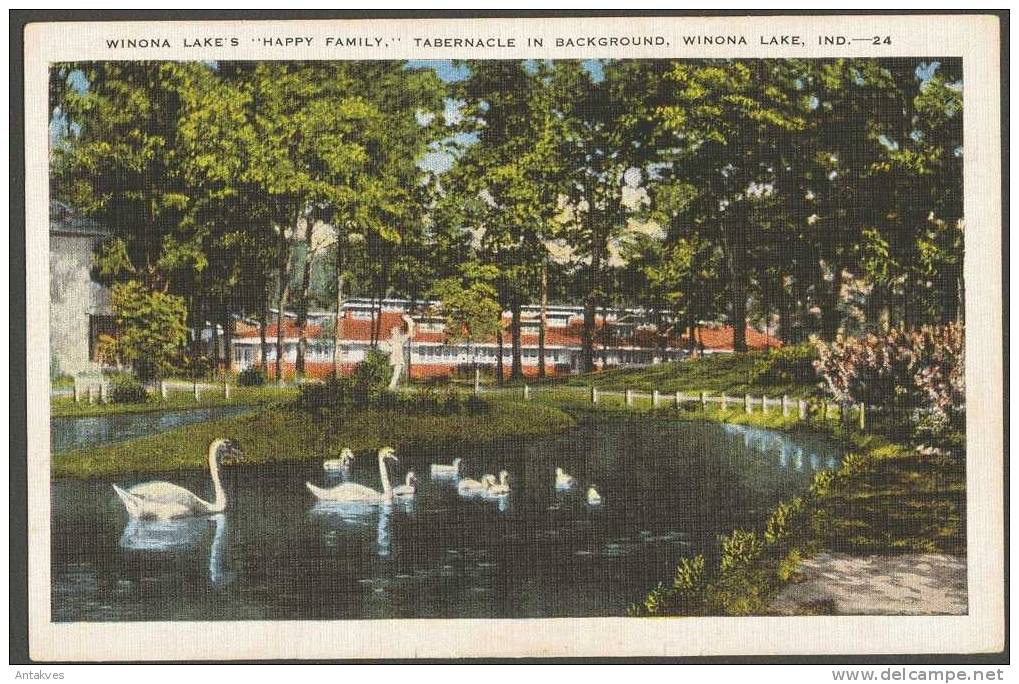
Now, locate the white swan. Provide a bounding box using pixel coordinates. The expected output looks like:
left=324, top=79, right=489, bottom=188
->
left=458, top=473, right=494, bottom=496
left=323, top=448, right=355, bottom=473
left=586, top=485, right=603, bottom=506
left=306, top=447, right=398, bottom=503
left=430, top=457, right=462, bottom=478
left=485, top=470, right=511, bottom=496
left=112, top=438, right=242, bottom=520
left=555, top=467, right=576, bottom=490
left=393, top=471, right=418, bottom=497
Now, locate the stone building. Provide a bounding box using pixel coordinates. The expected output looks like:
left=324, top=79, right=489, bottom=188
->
left=49, top=201, right=112, bottom=377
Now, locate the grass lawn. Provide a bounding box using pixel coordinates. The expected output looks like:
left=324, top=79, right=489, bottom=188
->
left=472, top=348, right=818, bottom=399
left=52, top=397, right=575, bottom=479
left=50, top=385, right=299, bottom=418
left=576, top=353, right=817, bottom=398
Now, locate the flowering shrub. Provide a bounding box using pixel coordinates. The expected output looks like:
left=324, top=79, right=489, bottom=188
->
left=812, top=323, right=965, bottom=435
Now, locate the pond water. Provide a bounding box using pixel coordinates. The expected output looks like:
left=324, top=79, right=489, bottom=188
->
left=51, top=406, right=256, bottom=454
left=50, top=417, right=840, bottom=621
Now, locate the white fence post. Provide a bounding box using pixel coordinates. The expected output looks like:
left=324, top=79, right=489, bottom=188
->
left=224, top=382, right=231, bottom=399
left=700, top=391, right=707, bottom=409
left=721, top=394, right=728, bottom=410
left=73, top=383, right=80, bottom=403
left=87, top=386, right=95, bottom=404
left=625, top=389, right=634, bottom=407
left=591, top=387, right=599, bottom=404
left=194, top=382, right=201, bottom=401
left=652, top=389, right=660, bottom=408
left=99, top=382, right=108, bottom=404
left=474, top=368, right=481, bottom=396
left=798, top=399, right=806, bottom=420
left=762, top=394, right=768, bottom=414
left=782, top=395, right=789, bottom=417
left=675, top=390, right=682, bottom=407
left=160, top=380, right=168, bottom=400
left=744, top=393, right=751, bottom=413
left=858, top=403, right=866, bottom=430
left=523, top=384, right=530, bottom=400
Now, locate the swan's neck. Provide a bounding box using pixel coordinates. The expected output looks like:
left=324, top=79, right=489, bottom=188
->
left=208, top=447, right=226, bottom=511
left=378, top=456, right=393, bottom=499
left=405, top=473, right=414, bottom=486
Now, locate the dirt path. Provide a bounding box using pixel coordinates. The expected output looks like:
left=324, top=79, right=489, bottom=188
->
left=769, top=552, right=967, bottom=615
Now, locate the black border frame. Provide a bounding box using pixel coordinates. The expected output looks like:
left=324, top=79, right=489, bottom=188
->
left=8, top=8, right=1009, bottom=666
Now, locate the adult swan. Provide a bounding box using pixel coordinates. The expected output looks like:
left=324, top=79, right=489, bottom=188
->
left=112, top=438, right=243, bottom=520
left=306, top=447, right=399, bottom=503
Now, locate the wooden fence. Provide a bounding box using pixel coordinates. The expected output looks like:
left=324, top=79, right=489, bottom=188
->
left=502, top=383, right=866, bottom=430
left=70, top=378, right=234, bottom=404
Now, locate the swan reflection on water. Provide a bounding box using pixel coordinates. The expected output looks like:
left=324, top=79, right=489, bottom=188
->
left=118, top=513, right=232, bottom=587
left=309, top=500, right=409, bottom=558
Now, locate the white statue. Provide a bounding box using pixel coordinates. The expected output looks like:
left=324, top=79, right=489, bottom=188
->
left=386, top=314, right=416, bottom=390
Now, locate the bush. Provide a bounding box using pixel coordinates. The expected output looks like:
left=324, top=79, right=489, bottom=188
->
left=749, top=344, right=818, bottom=386
left=237, top=367, right=267, bottom=387
left=353, top=348, right=392, bottom=400
left=297, top=376, right=356, bottom=411
left=812, top=323, right=965, bottom=438
left=108, top=374, right=148, bottom=404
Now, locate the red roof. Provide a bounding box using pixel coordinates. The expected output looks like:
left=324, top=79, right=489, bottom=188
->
left=233, top=311, right=776, bottom=351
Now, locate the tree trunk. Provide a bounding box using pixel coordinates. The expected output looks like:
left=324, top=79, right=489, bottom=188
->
left=510, top=302, right=523, bottom=380
left=495, top=328, right=505, bottom=385
left=333, top=246, right=346, bottom=379
left=295, top=225, right=315, bottom=379
left=600, top=304, right=610, bottom=368
left=821, top=267, right=843, bottom=340
left=537, top=260, right=547, bottom=379
left=720, top=204, right=749, bottom=353
left=274, top=228, right=292, bottom=385
left=731, top=284, right=748, bottom=353
left=258, top=305, right=268, bottom=371
left=210, top=301, right=221, bottom=371
left=221, top=306, right=233, bottom=378
left=581, top=189, right=601, bottom=373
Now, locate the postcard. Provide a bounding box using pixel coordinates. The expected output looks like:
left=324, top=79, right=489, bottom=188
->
left=19, top=12, right=1005, bottom=661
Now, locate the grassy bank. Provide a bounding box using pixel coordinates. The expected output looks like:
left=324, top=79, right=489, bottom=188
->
left=618, top=405, right=965, bottom=616
left=52, top=397, right=574, bottom=478
left=51, top=385, right=298, bottom=418
left=553, top=348, right=819, bottom=399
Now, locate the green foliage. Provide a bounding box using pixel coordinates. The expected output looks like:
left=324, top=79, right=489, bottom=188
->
left=749, top=344, right=818, bottom=387
left=565, top=348, right=819, bottom=398
left=109, top=280, right=189, bottom=380
left=108, top=374, right=148, bottom=404
left=352, top=348, right=392, bottom=400
left=237, top=367, right=267, bottom=387
left=430, top=276, right=503, bottom=347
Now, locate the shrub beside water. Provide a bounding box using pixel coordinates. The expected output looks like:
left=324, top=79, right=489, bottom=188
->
left=812, top=324, right=965, bottom=440
left=108, top=374, right=148, bottom=404
left=297, top=351, right=487, bottom=416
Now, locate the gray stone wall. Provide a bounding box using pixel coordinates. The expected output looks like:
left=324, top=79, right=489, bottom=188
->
left=49, top=233, right=108, bottom=376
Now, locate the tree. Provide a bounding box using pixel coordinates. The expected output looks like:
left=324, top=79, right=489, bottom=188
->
left=430, top=268, right=503, bottom=387
left=108, top=281, right=189, bottom=380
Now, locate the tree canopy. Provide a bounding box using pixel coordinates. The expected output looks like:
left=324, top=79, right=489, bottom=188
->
left=50, top=58, right=964, bottom=379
